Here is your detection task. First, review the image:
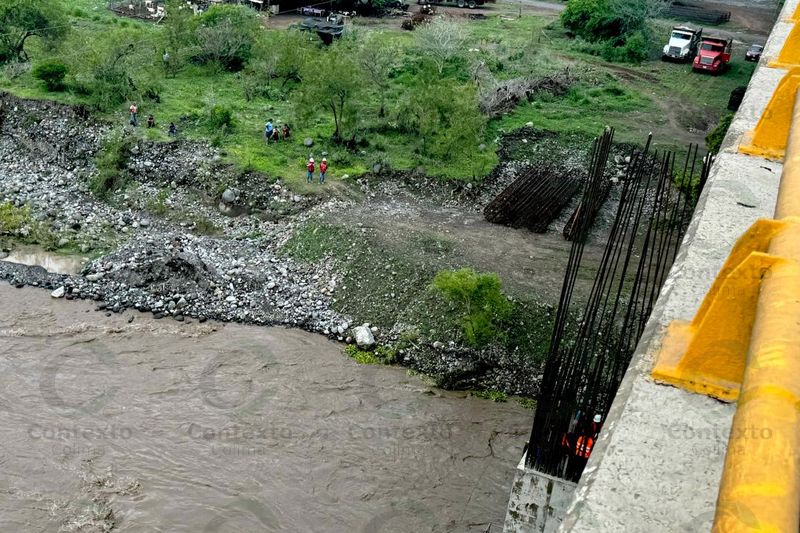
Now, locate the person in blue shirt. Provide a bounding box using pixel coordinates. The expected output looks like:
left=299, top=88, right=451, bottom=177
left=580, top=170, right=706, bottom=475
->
left=264, top=119, right=275, bottom=143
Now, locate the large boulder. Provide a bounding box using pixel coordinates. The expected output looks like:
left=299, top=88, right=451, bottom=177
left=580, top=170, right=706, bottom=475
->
left=353, top=325, right=375, bottom=349
left=221, top=188, right=236, bottom=204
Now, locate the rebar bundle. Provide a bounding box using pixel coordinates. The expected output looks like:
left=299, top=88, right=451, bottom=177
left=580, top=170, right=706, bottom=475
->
left=525, top=136, right=710, bottom=482
left=563, top=128, right=615, bottom=241
left=484, top=167, right=581, bottom=233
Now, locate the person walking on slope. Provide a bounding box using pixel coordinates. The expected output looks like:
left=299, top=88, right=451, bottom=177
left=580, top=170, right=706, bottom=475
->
left=307, top=157, right=315, bottom=184
left=129, top=102, right=138, bottom=127
left=265, top=119, right=275, bottom=143
left=319, top=158, right=328, bottom=184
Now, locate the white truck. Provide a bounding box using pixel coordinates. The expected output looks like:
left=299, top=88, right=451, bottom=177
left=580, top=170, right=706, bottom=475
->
left=662, top=25, right=703, bottom=62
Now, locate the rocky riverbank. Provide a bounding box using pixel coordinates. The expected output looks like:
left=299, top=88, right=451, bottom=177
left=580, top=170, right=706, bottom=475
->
left=1, top=92, right=601, bottom=396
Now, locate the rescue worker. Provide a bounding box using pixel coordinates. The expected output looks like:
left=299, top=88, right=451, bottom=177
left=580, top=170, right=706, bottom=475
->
left=319, top=158, right=328, bottom=184
left=307, top=157, right=315, bottom=184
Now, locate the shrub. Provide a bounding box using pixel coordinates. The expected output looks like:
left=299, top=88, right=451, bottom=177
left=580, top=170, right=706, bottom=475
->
left=191, top=215, right=219, bottom=235
left=706, top=113, right=734, bottom=154
left=345, top=345, right=381, bottom=364
left=91, top=134, right=133, bottom=198
left=207, top=104, right=234, bottom=131
left=0, top=202, right=31, bottom=235
left=472, top=389, right=508, bottom=402
left=193, top=4, right=261, bottom=71
left=562, top=0, right=663, bottom=63
left=432, top=268, right=513, bottom=347
left=32, top=60, right=67, bottom=91
left=600, top=29, right=651, bottom=63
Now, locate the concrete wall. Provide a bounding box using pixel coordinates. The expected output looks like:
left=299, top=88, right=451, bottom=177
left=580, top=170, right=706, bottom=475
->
left=559, top=1, right=796, bottom=530
left=504, top=457, right=577, bottom=533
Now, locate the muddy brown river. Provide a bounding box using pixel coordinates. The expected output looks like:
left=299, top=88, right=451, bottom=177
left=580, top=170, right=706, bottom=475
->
left=0, top=284, right=530, bottom=532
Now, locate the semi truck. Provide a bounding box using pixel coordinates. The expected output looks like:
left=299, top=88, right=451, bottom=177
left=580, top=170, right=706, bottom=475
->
left=693, top=35, right=732, bottom=74
left=662, top=25, right=702, bottom=62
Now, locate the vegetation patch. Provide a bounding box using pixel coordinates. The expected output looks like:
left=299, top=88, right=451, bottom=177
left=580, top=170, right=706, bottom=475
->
left=432, top=268, right=512, bottom=347
left=472, top=389, right=509, bottom=402
left=91, top=133, right=133, bottom=198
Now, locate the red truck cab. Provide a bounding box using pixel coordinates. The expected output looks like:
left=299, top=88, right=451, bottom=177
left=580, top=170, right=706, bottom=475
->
left=693, top=36, right=732, bottom=74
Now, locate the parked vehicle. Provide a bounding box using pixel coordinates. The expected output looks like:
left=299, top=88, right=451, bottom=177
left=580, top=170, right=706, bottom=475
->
left=417, top=0, right=484, bottom=8
left=693, top=35, right=732, bottom=74
left=662, top=25, right=702, bottom=62
left=745, top=43, right=764, bottom=62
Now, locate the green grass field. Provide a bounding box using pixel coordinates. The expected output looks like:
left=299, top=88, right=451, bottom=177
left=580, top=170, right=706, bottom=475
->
left=0, top=2, right=756, bottom=192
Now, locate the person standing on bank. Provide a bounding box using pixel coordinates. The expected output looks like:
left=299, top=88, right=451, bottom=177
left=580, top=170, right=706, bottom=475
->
left=129, top=102, right=138, bottom=127
left=319, top=158, right=328, bottom=184
left=307, top=157, right=315, bottom=184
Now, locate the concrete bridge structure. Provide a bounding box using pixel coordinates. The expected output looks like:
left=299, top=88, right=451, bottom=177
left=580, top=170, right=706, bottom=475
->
left=506, top=0, right=800, bottom=530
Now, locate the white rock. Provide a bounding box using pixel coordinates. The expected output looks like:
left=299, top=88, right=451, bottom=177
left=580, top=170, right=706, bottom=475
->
left=51, top=286, right=65, bottom=298
left=353, top=325, right=375, bottom=349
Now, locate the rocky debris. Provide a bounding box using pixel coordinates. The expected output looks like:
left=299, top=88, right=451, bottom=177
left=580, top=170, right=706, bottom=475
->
left=0, top=92, right=545, bottom=397
left=353, top=324, right=375, bottom=348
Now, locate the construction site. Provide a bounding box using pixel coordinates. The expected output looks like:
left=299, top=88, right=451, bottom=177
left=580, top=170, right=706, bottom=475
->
left=0, top=0, right=795, bottom=531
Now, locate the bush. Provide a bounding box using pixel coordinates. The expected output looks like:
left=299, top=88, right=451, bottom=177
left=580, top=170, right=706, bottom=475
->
left=432, top=268, right=513, bottom=347
left=0, top=202, right=31, bottom=235
left=562, top=0, right=663, bottom=63
left=207, top=104, right=234, bottom=131
left=344, top=345, right=382, bottom=364
left=706, top=113, right=734, bottom=154
left=193, top=4, right=261, bottom=71
left=32, top=60, right=67, bottom=91
left=398, top=76, right=485, bottom=160
left=600, top=30, right=650, bottom=63
left=91, top=134, right=133, bottom=198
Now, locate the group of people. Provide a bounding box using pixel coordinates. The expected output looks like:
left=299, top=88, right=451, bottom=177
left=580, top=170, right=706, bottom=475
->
left=264, top=119, right=291, bottom=143
left=306, top=157, right=328, bottom=184
left=128, top=105, right=330, bottom=183
left=129, top=102, right=178, bottom=137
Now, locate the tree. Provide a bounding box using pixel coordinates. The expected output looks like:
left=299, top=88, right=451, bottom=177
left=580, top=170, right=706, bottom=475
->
left=68, top=31, right=153, bottom=109
left=357, top=33, right=396, bottom=117
left=0, top=0, right=67, bottom=63
left=295, top=42, right=365, bottom=142
left=162, top=0, right=196, bottom=76
left=398, top=74, right=485, bottom=160
left=561, top=0, right=666, bottom=42
left=32, top=60, right=67, bottom=91
left=193, top=4, right=261, bottom=71
left=415, top=17, right=466, bottom=75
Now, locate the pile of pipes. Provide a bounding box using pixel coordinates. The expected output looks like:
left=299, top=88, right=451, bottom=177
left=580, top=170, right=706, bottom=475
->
left=484, top=166, right=581, bottom=233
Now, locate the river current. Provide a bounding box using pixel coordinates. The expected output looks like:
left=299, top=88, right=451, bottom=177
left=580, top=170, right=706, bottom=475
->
left=0, top=284, right=530, bottom=532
